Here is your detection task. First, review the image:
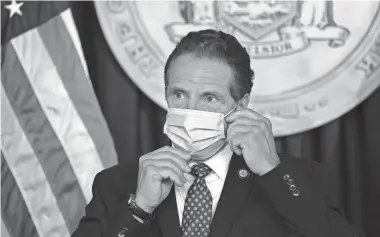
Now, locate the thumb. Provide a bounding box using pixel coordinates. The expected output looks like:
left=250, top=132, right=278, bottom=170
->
left=232, top=144, right=242, bottom=156
left=230, top=133, right=244, bottom=156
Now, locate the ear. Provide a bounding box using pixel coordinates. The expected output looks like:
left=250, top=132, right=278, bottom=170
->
left=237, top=94, right=250, bottom=108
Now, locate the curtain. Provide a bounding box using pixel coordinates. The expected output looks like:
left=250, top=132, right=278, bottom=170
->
left=72, top=2, right=380, bottom=237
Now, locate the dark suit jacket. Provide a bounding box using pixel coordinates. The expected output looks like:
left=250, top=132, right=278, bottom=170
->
left=72, top=154, right=363, bottom=237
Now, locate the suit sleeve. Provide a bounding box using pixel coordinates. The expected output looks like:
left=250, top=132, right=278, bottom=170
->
left=256, top=157, right=365, bottom=237
left=71, top=172, right=160, bottom=237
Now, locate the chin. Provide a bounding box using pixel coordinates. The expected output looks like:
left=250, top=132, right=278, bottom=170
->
left=173, top=141, right=227, bottom=162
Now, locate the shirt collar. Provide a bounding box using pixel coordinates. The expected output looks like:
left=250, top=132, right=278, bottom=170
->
left=189, top=145, right=233, bottom=182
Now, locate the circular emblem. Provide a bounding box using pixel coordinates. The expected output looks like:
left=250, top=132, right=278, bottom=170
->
left=238, top=168, right=250, bottom=179
left=95, top=1, right=380, bottom=136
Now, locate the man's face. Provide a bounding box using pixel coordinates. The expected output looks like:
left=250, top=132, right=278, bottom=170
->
left=166, top=54, right=236, bottom=114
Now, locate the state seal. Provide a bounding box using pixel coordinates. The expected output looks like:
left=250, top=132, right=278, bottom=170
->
left=95, top=1, right=380, bottom=136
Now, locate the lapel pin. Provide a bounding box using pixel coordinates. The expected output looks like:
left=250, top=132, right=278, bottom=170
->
left=238, top=168, right=250, bottom=179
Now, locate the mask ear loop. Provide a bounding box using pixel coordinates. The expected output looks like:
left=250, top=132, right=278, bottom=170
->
left=222, top=105, right=238, bottom=137
left=223, top=104, right=238, bottom=118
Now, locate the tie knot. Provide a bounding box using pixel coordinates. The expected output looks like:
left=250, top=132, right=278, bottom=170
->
left=190, top=163, right=212, bottom=179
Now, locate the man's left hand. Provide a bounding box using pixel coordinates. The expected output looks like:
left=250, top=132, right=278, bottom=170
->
left=225, top=108, right=280, bottom=176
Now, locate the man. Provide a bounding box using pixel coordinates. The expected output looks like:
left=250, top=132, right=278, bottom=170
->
left=72, top=29, right=362, bottom=237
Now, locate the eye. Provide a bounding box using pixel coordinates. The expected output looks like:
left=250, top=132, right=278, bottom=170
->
left=204, top=95, right=217, bottom=103
left=173, top=91, right=185, bottom=99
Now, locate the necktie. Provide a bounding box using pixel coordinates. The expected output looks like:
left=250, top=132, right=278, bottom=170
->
left=181, top=163, right=213, bottom=237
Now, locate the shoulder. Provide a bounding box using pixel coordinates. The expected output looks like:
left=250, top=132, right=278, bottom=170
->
left=94, top=163, right=139, bottom=197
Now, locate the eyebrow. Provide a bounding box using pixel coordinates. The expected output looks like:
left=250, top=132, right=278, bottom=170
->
left=167, top=86, right=188, bottom=94
left=201, top=90, right=226, bottom=102
left=167, top=86, right=227, bottom=102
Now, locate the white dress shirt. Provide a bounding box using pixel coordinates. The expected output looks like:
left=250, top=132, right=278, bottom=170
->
left=175, top=145, right=233, bottom=226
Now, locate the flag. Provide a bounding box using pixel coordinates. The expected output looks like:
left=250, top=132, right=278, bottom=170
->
left=1, top=1, right=118, bottom=237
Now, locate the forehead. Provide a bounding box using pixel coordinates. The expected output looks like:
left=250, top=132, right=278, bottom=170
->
left=167, top=54, right=233, bottom=89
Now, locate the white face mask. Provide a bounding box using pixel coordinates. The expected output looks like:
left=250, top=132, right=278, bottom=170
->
left=163, top=106, right=236, bottom=155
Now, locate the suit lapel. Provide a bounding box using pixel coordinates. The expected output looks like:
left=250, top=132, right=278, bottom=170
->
left=155, top=154, right=258, bottom=237
left=155, top=186, right=181, bottom=237
left=209, top=154, right=256, bottom=237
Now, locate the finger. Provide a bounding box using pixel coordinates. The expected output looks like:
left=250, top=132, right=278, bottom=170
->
left=229, top=132, right=250, bottom=156
left=154, top=166, right=186, bottom=187
left=152, top=146, right=191, bottom=160
left=227, top=124, right=257, bottom=144
left=226, top=118, right=258, bottom=136
left=227, top=117, right=270, bottom=136
left=144, top=151, right=191, bottom=172
left=225, top=109, right=264, bottom=123
left=228, top=117, right=258, bottom=126
left=143, top=158, right=187, bottom=175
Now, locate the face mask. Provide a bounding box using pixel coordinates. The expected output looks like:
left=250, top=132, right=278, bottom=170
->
left=163, top=106, right=236, bottom=156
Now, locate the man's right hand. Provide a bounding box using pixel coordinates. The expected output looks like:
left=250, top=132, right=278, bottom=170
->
left=135, top=146, right=191, bottom=214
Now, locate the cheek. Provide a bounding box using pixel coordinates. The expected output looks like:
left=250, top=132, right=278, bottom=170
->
left=201, top=104, right=228, bottom=113
left=212, top=98, right=236, bottom=114
left=166, top=97, right=188, bottom=109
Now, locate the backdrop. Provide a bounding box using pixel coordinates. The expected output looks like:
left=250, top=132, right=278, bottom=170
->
left=73, top=2, right=380, bottom=237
